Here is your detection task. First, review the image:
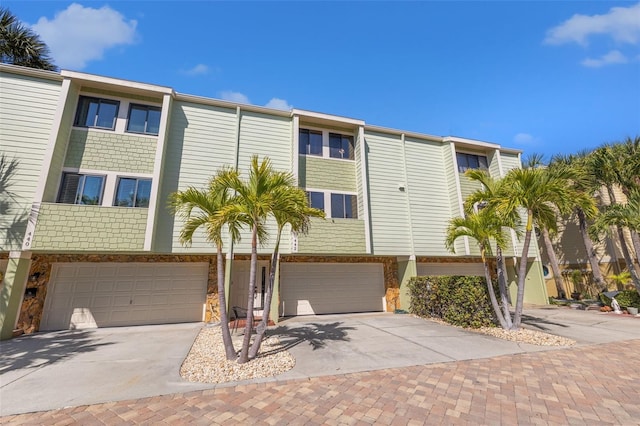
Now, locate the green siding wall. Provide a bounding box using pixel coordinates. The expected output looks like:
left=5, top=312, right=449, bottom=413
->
left=159, top=101, right=238, bottom=253
left=31, top=203, right=147, bottom=251
left=443, top=144, right=466, bottom=254
left=235, top=111, right=293, bottom=254
left=405, top=138, right=456, bottom=256
left=364, top=131, right=412, bottom=255
left=0, top=71, right=61, bottom=251
left=299, top=156, right=357, bottom=192
left=500, top=152, right=520, bottom=172
left=64, top=129, right=156, bottom=174
left=488, top=150, right=501, bottom=178
left=297, top=218, right=366, bottom=254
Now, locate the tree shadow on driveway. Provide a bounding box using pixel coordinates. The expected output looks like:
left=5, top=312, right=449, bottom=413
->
left=259, top=322, right=356, bottom=357
left=521, top=313, right=569, bottom=332
left=0, top=330, right=112, bottom=374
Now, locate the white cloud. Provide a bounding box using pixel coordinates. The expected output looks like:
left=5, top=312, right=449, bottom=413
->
left=32, top=3, right=137, bottom=70
left=264, top=98, right=292, bottom=110
left=544, top=2, right=640, bottom=46
left=220, top=91, right=251, bottom=104
left=581, top=50, right=629, bottom=68
left=183, top=64, right=209, bottom=76
left=513, top=133, right=539, bottom=146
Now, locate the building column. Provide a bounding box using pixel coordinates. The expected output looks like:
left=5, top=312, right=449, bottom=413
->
left=1, top=251, right=32, bottom=340
left=397, top=255, right=417, bottom=311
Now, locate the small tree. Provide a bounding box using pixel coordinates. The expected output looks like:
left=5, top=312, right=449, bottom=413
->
left=0, top=7, right=56, bottom=70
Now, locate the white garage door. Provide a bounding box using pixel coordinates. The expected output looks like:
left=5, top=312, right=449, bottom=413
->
left=280, top=263, right=385, bottom=316
left=417, top=262, right=484, bottom=277
left=41, top=262, right=208, bottom=331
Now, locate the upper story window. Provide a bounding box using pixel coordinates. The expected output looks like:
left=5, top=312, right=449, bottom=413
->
left=331, top=193, right=358, bottom=219
left=306, top=191, right=325, bottom=211
left=299, top=129, right=323, bottom=156
left=74, top=96, right=120, bottom=130
left=329, top=133, right=354, bottom=160
left=58, top=172, right=105, bottom=205
left=456, top=152, right=488, bottom=173
left=114, top=177, right=152, bottom=207
left=127, top=104, right=161, bottom=135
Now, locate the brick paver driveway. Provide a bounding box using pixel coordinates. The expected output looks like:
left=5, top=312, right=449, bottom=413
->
left=3, top=339, right=638, bottom=425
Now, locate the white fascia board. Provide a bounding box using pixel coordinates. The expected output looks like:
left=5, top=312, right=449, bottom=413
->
left=61, top=70, right=173, bottom=95
left=0, top=63, right=63, bottom=81
left=176, top=93, right=292, bottom=117
left=446, top=136, right=523, bottom=155
left=365, top=124, right=442, bottom=143
left=293, top=109, right=365, bottom=126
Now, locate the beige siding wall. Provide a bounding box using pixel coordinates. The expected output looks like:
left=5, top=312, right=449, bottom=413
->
left=405, top=138, right=455, bottom=256
left=0, top=71, right=61, bottom=250
left=297, top=218, right=366, bottom=254
left=364, top=131, right=412, bottom=255
left=31, top=203, right=147, bottom=251
left=64, top=129, right=156, bottom=174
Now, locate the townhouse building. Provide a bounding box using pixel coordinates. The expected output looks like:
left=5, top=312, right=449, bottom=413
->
left=0, top=64, right=548, bottom=339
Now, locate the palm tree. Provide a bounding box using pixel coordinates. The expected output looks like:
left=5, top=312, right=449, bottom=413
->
left=248, top=187, right=324, bottom=358
left=0, top=7, right=56, bottom=71
left=216, top=156, right=296, bottom=364
left=445, top=209, right=511, bottom=330
left=170, top=171, right=244, bottom=361
left=590, top=191, right=640, bottom=293
left=611, top=138, right=640, bottom=263
left=494, top=166, right=578, bottom=328
left=464, top=169, right=520, bottom=325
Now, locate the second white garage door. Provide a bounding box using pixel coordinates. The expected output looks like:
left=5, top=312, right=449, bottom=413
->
left=40, top=262, right=208, bottom=331
left=417, top=262, right=484, bottom=277
left=280, top=263, right=385, bottom=316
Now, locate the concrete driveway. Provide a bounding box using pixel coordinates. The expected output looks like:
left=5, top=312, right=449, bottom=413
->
left=2, top=308, right=639, bottom=416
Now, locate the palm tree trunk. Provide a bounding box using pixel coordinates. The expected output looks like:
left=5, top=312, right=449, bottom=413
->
left=576, top=208, right=606, bottom=291
left=617, top=226, right=640, bottom=291
left=542, top=228, right=566, bottom=298
left=482, top=250, right=508, bottom=329
left=217, top=245, right=236, bottom=360
left=248, top=229, right=282, bottom=359
left=513, top=213, right=534, bottom=329
left=631, top=231, right=640, bottom=267
left=496, top=247, right=513, bottom=329
left=238, top=224, right=258, bottom=364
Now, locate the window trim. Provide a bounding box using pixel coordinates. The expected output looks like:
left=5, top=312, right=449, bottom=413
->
left=57, top=172, right=106, bottom=206
left=304, top=188, right=359, bottom=219
left=126, top=103, right=162, bottom=136
left=113, top=176, right=152, bottom=208
left=298, top=127, right=356, bottom=162
left=73, top=96, right=120, bottom=130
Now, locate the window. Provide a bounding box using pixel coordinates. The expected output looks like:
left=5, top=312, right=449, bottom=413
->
left=329, top=133, right=354, bottom=160
left=331, top=193, right=358, bottom=219
left=299, top=129, right=323, bottom=156
left=456, top=152, right=488, bottom=173
left=58, top=173, right=105, bottom=205
left=306, top=191, right=325, bottom=211
left=74, top=96, right=120, bottom=130
left=127, top=104, right=161, bottom=135
left=114, top=178, right=152, bottom=207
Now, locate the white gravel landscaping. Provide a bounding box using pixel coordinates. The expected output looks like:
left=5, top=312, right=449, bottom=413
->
left=180, top=326, right=295, bottom=384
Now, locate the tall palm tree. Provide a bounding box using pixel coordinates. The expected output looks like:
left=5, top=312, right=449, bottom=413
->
left=611, top=138, right=640, bottom=263
left=217, top=156, right=296, bottom=364
left=0, top=7, right=56, bottom=71
left=464, top=169, right=520, bottom=325
left=446, top=209, right=511, bottom=330
left=248, top=187, right=324, bottom=358
left=170, top=171, right=244, bottom=361
left=494, top=167, right=578, bottom=328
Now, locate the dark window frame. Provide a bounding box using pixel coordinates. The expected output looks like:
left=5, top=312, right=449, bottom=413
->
left=456, top=152, right=488, bottom=173
left=306, top=191, right=325, bottom=212
left=57, top=172, right=105, bottom=205
left=330, top=193, right=358, bottom=219
left=126, top=104, right=162, bottom=135
left=299, top=129, right=323, bottom=156
left=329, top=132, right=355, bottom=160
left=114, top=177, right=152, bottom=208
left=74, top=96, right=120, bottom=130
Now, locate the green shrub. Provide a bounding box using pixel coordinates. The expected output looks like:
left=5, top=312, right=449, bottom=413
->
left=600, top=290, right=640, bottom=308
left=407, top=275, right=496, bottom=328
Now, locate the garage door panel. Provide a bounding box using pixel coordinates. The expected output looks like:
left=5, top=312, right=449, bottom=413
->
left=41, top=262, right=208, bottom=331
left=280, top=263, right=384, bottom=316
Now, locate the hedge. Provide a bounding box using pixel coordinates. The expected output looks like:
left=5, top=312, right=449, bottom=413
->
left=600, top=290, right=640, bottom=308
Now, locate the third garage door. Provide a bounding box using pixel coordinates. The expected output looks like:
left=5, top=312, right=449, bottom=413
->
left=280, top=263, right=385, bottom=316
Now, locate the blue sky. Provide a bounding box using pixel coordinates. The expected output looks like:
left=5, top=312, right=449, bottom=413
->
left=6, top=1, right=640, bottom=159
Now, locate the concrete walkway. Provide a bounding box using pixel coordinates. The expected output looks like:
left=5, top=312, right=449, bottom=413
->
left=0, top=309, right=640, bottom=424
